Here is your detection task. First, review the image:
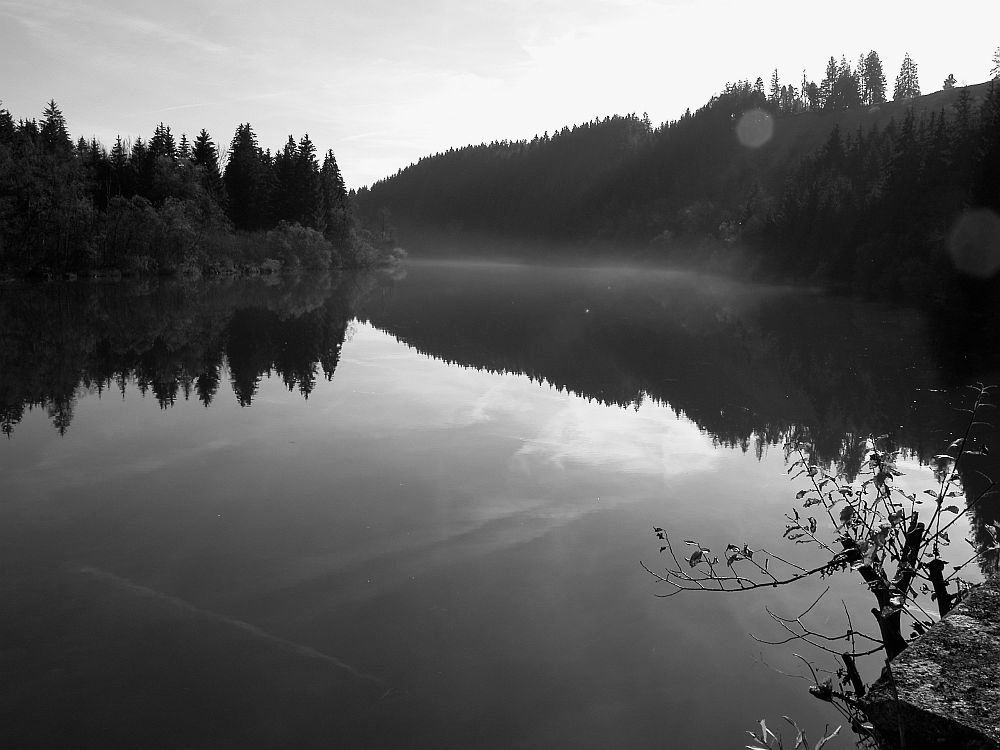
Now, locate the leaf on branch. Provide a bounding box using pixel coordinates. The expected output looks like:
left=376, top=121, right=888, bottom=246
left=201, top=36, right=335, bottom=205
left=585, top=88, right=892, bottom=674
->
left=814, top=726, right=841, bottom=750
left=944, top=506, right=960, bottom=514
left=760, top=719, right=777, bottom=742
left=796, top=489, right=808, bottom=499
left=688, top=549, right=704, bottom=567
left=839, top=506, right=856, bottom=525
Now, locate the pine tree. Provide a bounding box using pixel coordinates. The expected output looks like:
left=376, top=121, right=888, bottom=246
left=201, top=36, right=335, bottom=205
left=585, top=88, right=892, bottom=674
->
left=149, top=122, right=176, bottom=160
left=294, top=133, right=321, bottom=228
left=39, top=99, right=72, bottom=154
left=223, top=123, right=271, bottom=231
left=319, top=148, right=349, bottom=246
left=820, top=56, right=838, bottom=109
left=991, top=46, right=1000, bottom=80
left=192, top=129, right=223, bottom=198
left=0, top=102, right=15, bottom=145
left=272, top=134, right=299, bottom=223
left=894, top=53, right=921, bottom=100
left=769, top=69, right=780, bottom=107
left=861, top=51, right=887, bottom=105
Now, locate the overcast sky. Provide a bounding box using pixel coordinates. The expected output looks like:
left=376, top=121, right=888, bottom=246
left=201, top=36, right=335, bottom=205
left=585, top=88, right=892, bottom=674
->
left=1, top=0, right=996, bottom=188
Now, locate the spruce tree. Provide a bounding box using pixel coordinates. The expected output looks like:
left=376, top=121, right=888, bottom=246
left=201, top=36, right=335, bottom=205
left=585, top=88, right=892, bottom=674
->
left=861, top=51, right=887, bottom=105
left=0, top=102, right=15, bottom=145
left=223, top=123, right=271, bottom=231
left=820, top=57, right=838, bottom=109
left=893, top=53, right=921, bottom=100
left=320, top=149, right=349, bottom=246
left=294, top=133, right=321, bottom=228
left=192, top=129, right=223, bottom=198
left=272, top=134, right=299, bottom=223
left=39, top=100, right=72, bottom=154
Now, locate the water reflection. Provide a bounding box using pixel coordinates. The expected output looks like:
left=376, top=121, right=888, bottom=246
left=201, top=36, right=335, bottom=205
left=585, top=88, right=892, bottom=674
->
left=1, top=261, right=998, bottom=747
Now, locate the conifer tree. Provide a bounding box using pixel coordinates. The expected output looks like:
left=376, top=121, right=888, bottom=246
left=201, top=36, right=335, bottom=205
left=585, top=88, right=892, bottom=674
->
left=819, top=57, right=838, bottom=109
left=893, top=53, right=921, bottom=100
left=223, top=123, right=271, bottom=231
left=0, top=102, right=15, bottom=145
left=861, top=51, right=887, bottom=105
left=192, top=129, right=223, bottom=198
left=319, top=148, right=349, bottom=246
left=149, top=123, right=176, bottom=160
left=294, top=133, right=321, bottom=228
left=272, top=134, right=299, bottom=223
left=39, top=100, right=72, bottom=154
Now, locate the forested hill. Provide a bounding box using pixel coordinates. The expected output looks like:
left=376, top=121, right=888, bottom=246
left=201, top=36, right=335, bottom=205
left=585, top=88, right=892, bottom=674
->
left=355, top=79, right=1000, bottom=303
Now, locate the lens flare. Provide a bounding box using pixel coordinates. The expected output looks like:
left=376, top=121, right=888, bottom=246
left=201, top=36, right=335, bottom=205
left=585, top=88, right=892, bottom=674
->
left=947, top=208, right=1000, bottom=278
left=735, top=108, right=774, bottom=149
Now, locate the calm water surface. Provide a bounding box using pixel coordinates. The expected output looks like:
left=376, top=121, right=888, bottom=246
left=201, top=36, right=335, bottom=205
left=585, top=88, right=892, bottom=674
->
left=1, top=261, right=997, bottom=748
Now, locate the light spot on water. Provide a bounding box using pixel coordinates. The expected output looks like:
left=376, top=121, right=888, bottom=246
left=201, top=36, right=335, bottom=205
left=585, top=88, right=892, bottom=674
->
left=947, top=208, right=1000, bottom=278
left=735, top=108, right=774, bottom=149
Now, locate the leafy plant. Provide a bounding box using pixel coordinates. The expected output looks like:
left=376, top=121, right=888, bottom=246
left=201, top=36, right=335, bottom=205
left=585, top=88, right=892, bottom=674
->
left=646, top=384, right=998, bottom=741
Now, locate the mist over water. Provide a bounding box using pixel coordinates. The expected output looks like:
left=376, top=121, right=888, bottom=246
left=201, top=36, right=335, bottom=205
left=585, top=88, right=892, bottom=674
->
left=1, top=261, right=997, bottom=748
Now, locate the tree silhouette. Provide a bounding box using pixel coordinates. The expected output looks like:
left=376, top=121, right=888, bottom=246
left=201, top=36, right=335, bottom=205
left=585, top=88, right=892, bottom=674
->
left=893, top=53, right=921, bottom=100
left=223, top=123, right=271, bottom=231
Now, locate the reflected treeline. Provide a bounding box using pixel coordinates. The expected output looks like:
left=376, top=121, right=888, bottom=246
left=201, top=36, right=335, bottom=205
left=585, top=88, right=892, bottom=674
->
left=356, top=263, right=1000, bottom=475
left=0, top=272, right=377, bottom=436
left=356, top=262, right=1000, bottom=567
left=3, top=261, right=998, bottom=560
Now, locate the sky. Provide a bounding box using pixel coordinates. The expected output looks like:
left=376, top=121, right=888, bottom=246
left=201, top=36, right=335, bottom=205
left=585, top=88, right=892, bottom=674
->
left=1, top=0, right=997, bottom=188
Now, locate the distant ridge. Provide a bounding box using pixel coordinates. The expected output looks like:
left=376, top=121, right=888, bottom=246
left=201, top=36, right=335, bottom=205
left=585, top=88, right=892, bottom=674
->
left=355, top=80, right=1000, bottom=304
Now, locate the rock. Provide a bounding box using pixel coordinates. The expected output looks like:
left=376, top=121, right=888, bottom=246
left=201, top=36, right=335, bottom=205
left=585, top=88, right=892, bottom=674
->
left=863, top=577, right=1000, bottom=749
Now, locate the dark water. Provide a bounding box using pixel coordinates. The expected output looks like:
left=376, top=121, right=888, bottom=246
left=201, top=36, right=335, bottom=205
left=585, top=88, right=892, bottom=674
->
left=1, top=261, right=997, bottom=749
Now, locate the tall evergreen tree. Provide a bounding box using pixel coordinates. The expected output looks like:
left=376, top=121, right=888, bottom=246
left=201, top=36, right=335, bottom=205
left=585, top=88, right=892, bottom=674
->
left=272, top=134, right=299, bottom=223
left=39, top=100, right=72, bottom=154
left=820, top=56, right=839, bottom=109
left=223, top=123, right=271, bottom=231
left=0, top=102, right=15, bottom=145
left=893, top=53, right=921, bottom=100
left=769, top=69, right=780, bottom=106
left=192, top=129, right=223, bottom=198
left=319, top=148, right=349, bottom=245
left=149, top=122, right=177, bottom=160
left=861, top=51, right=887, bottom=105
left=294, top=133, right=321, bottom=227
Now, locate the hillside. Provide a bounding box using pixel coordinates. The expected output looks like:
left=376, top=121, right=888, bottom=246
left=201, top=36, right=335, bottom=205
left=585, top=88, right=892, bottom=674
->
left=355, top=81, right=1000, bottom=303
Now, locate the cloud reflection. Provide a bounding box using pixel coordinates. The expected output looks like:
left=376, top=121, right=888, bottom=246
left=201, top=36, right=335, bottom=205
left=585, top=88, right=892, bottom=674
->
left=514, top=397, right=719, bottom=478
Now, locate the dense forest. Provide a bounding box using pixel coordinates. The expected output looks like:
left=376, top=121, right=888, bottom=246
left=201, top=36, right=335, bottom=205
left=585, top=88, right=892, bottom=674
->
left=356, top=51, right=1000, bottom=304
left=0, top=102, right=395, bottom=277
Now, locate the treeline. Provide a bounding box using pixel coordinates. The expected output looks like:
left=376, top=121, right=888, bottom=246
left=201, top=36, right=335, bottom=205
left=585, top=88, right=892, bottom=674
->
left=0, top=273, right=377, bottom=437
left=761, top=84, right=1000, bottom=299
left=0, top=101, right=393, bottom=276
left=357, top=53, right=1000, bottom=304
left=355, top=113, right=654, bottom=241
